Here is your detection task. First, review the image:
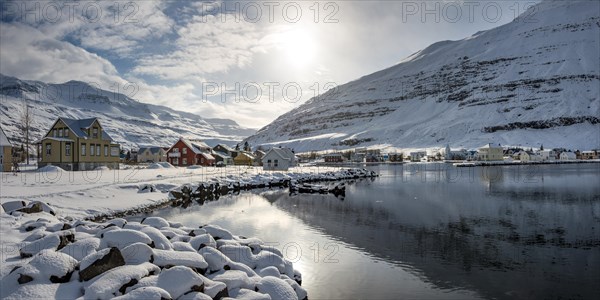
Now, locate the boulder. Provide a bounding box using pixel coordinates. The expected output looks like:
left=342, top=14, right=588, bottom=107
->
left=256, top=277, right=298, bottom=300
left=156, top=266, right=205, bottom=299
left=1, top=201, right=28, bottom=213
left=141, top=217, right=170, bottom=229
left=85, top=262, right=160, bottom=299
left=79, top=247, right=125, bottom=281
left=112, top=287, right=171, bottom=300
left=100, top=229, right=152, bottom=249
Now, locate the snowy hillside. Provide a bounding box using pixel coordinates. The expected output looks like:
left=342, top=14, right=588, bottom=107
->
left=0, top=74, right=255, bottom=149
left=245, top=0, right=600, bottom=152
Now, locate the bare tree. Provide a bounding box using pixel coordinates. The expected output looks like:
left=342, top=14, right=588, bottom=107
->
left=20, top=99, right=32, bottom=165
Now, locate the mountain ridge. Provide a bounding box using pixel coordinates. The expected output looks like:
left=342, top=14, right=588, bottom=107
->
left=244, top=0, right=600, bottom=152
left=0, top=73, right=255, bottom=149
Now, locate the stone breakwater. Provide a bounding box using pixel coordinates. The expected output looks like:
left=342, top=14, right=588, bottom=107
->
left=1, top=212, right=307, bottom=300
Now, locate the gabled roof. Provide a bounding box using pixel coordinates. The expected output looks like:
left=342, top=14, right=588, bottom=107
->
left=212, top=151, right=232, bottom=159
left=139, top=146, right=165, bottom=155
left=50, top=117, right=114, bottom=141
left=235, top=152, right=255, bottom=160
left=199, top=152, right=215, bottom=160
left=263, top=148, right=295, bottom=161
left=479, top=143, right=502, bottom=149
left=170, top=138, right=211, bottom=155
left=215, top=144, right=235, bottom=152
left=0, top=125, right=11, bottom=147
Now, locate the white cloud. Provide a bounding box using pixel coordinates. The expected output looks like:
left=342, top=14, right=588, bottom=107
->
left=0, top=23, right=125, bottom=87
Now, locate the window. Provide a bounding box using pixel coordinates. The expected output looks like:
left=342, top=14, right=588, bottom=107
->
left=58, top=129, right=63, bottom=137
left=64, top=129, right=69, bottom=137
left=96, top=145, right=100, bottom=156
left=174, top=148, right=179, bottom=152
left=90, top=144, right=95, bottom=156
left=111, top=146, right=119, bottom=157
left=104, top=145, right=108, bottom=156
left=65, top=144, right=71, bottom=156
left=267, top=159, right=271, bottom=166
left=93, top=128, right=98, bottom=138
left=82, top=144, right=86, bottom=156
left=182, top=158, right=187, bottom=165
left=274, top=159, right=279, bottom=167
left=182, top=148, right=187, bottom=154
left=173, top=158, right=179, bottom=165
left=53, top=129, right=57, bottom=137
left=46, top=144, right=52, bottom=155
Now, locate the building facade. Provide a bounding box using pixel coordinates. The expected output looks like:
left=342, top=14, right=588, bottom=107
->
left=262, top=148, right=296, bottom=171
left=0, top=126, right=14, bottom=172
left=37, top=118, right=120, bottom=171
left=166, top=138, right=215, bottom=167
left=137, top=147, right=167, bottom=163
left=477, top=143, right=504, bottom=161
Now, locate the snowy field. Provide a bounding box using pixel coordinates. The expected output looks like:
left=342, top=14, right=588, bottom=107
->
left=0, top=163, right=344, bottom=299
left=0, top=164, right=340, bottom=219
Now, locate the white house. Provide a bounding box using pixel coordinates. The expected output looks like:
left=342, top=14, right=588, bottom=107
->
left=539, top=150, right=556, bottom=161
left=477, top=143, right=503, bottom=161
left=137, top=147, right=167, bottom=163
left=559, top=151, right=576, bottom=160
left=262, top=148, right=296, bottom=171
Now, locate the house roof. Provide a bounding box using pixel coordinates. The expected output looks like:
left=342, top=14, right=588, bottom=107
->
left=54, top=117, right=114, bottom=141
left=263, top=148, right=294, bottom=161
left=479, top=143, right=502, bottom=149
left=173, top=138, right=210, bottom=155
left=0, top=125, right=11, bottom=147
left=41, top=137, right=74, bottom=142
left=199, top=152, right=215, bottom=160
left=212, top=151, right=232, bottom=159
left=215, top=144, right=235, bottom=152
left=235, top=152, right=255, bottom=160
left=139, top=147, right=165, bottom=155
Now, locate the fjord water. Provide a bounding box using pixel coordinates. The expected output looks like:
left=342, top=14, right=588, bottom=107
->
left=138, top=163, right=600, bottom=299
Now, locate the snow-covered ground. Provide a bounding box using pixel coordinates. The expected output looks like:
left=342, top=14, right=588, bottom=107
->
left=0, top=164, right=345, bottom=299
left=0, top=164, right=340, bottom=219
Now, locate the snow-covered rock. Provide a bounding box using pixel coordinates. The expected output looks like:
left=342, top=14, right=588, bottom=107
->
left=256, top=277, right=298, bottom=300
left=79, top=247, right=126, bottom=281
left=140, top=217, right=170, bottom=229
left=84, top=262, right=160, bottom=299
left=156, top=266, right=204, bottom=299
left=100, top=229, right=152, bottom=249
left=112, top=286, right=171, bottom=300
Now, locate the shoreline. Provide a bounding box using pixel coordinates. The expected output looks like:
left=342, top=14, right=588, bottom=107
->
left=453, top=159, right=600, bottom=167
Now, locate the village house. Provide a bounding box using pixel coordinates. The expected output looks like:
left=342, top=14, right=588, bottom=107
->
left=167, top=138, right=215, bottom=167
left=477, top=143, right=504, bottom=161
left=137, top=146, right=168, bottom=163
left=262, top=148, right=296, bottom=171
left=212, top=151, right=233, bottom=166
left=539, top=149, right=557, bottom=161
left=0, top=126, right=14, bottom=172
left=559, top=151, right=576, bottom=160
left=213, top=144, right=238, bottom=158
left=233, top=151, right=255, bottom=166
left=323, top=153, right=344, bottom=163
left=36, top=117, right=120, bottom=171
left=580, top=151, right=598, bottom=160
left=409, top=151, right=426, bottom=162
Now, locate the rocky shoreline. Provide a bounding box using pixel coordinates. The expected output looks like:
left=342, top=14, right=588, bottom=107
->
left=1, top=168, right=379, bottom=299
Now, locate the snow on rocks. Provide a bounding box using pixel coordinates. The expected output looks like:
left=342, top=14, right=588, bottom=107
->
left=100, top=229, right=153, bottom=249
left=156, top=266, right=205, bottom=299
left=1, top=203, right=306, bottom=300
left=84, top=262, right=160, bottom=299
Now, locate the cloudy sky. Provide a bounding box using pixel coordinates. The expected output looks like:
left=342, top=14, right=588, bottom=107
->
left=0, top=0, right=539, bottom=128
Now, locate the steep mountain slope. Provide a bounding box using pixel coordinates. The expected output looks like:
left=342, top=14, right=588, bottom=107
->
left=0, top=74, right=255, bottom=149
left=245, top=0, right=600, bottom=151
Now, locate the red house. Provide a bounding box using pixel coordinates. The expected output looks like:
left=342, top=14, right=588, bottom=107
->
left=167, top=138, right=215, bottom=167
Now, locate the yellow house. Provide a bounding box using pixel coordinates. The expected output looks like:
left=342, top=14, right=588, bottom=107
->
left=233, top=151, right=255, bottom=166
left=477, top=143, right=504, bottom=161
left=37, top=118, right=120, bottom=171
left=0, top=125, right=14, bottom=172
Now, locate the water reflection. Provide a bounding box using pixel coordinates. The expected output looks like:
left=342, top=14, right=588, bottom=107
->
left=133, top=164, right=600, bottom=299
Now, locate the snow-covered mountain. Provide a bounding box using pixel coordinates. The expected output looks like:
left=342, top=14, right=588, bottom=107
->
left=0, top=74, right=255, bottom=149
left=245, top=0, right=600, bottom=152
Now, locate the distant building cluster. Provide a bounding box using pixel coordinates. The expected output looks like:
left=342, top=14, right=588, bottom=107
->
left=1, top=117, right=598, bottom=172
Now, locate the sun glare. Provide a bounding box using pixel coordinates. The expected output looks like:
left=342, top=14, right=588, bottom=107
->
left=280, top=29, right=317, bottom=68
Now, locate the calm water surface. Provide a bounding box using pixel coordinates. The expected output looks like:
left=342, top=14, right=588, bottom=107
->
left=133, top=163, right=600, bottom=299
